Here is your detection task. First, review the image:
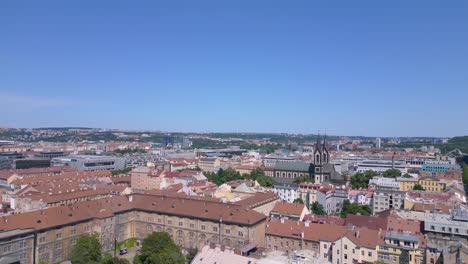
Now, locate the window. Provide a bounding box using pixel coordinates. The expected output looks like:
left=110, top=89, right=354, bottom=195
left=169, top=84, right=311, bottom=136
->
left=344, top=245, right=347, bottom=250
left=361, top=251, right=364, bottom=256
left=344, top=254, right=348, bottom=259
left=71, top=238, right=77, bottom=245
left=179, top=222, right=183, bottom=227
left=20, top=253, right=26, bottom=260
left=201, top=225, right=206, bottom=230
left=3, top=245, right=11, bottom=253
left=324, top=244, right=328, bottom=249
left=190, top=223, right=195, bottom=229
left=368, top=252, right=372, bottom=257
left=39, top=237, right=46, bottom=243
left=56, top=233, right=62, bottom=239
left=71, top=229, right=76, bottom=235
left=39, top=246, right=45, bottom=254
left=19, top=240, right=26, bottom=248
left=430, top=226, right=435, bottom=230
left=55, top=242, right=62, bottom=250
left=226, top=229, right=231, bottom=234
left=455, top=228, right=459, bottom=233
left=158, top=218, right=162, bottom=223
left=168, top=220, right=173, bottom=225
left=213, top=227, right=218, bottom=232
left=238, top=231, right=243, bottom=237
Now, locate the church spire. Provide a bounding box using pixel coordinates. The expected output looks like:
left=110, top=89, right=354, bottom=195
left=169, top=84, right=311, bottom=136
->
left=316, top=130, right=321, bottom=148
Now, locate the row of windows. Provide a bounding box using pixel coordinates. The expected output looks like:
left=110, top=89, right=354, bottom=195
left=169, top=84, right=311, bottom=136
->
left=429, top=225, right=466, bottom=234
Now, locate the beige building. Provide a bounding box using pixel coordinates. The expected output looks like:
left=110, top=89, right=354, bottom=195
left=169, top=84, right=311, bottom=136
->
left=331, top=229, right=383, bottom=264
left=0, top=194, right=267, bottom=264
left=398, top=176, right=446, bottom=192
left=198, top=157, right=221, bottom=172
left=130, top=167, right=166, bottom=191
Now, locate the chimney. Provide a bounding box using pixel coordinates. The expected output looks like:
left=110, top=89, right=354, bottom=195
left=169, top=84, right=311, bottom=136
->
left=305, top=220, right=310, bottom=227
left=129, top=195, right=133, bottom=202
left=280, top=218, right=285, bottom=224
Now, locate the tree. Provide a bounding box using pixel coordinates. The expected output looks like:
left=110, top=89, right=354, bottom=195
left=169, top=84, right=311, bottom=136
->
left=293, top=198, right=304, bottom=204
left=402, top=173, right=412, bottom=178
left=112, top=168, right=132, bottom=175
left=340, top=200, right=371, bottom=218
left=205, top=167, right=275, bottom=187
left=350, top=170, right=378, bottom=189
left=186, top=248, right=198, bottom=264
left=383, top=169, right=401, bottom=178
left=413, top=184, right=425, bottom=191
left=293, top=175, right=314, bottom=184
left=101, top=254, right=130, bottom=264
left=310, top=201, right=326, bottom=215
left=68, top=234, right=102, bottom=264
left=133, top=232, right=185, bottom=264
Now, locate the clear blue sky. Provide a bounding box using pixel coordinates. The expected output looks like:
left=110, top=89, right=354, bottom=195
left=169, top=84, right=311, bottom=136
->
left=1, top=1, right=467, bottom=137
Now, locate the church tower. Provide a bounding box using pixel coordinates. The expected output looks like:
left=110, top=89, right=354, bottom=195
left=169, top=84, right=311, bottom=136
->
left=322, top=134, right=330, bottom=163
left=313, top=134, right=323, bottom=183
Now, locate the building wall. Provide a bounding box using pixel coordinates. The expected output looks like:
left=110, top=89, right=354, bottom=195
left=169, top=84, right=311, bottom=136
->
left=0, top=234, right=34, bottom=264
left=0, top=208, right=266, bottom=264
left=265, top=234, right=320, bottom=254
left=332, top=236, right=377, bottom=264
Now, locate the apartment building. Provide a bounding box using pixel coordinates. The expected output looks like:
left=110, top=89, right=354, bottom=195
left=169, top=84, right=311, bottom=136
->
left=332, top=228, right=384, bottom=264
left=272, top=183, right=299, bottom=203
left=270, top=202, right=309, bottom=221
left=130, top=166, right=166, bottom=191
left=398, top=176, right=446, bottom=192
left=0, top=194, right=267, bottom=264
left=372, top=189, right=405, bottom=213
left=198, top=157, right=221, bottom=172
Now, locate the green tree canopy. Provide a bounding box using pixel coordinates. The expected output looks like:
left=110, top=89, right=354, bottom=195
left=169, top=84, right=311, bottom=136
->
left=413, top=184, right=425, bottom=191
left=101, top=254, right=130, bottom=264
left=205, top=167, right=275, bottom=187
left=68, top=234, right=102, bottom=264
left=340, top=200, right=371, bottom=218
left=293, top=175, right=314, bottom=184
left=186, top=248, right=198, bottom=264
left=383, top=169, right=402, bottom=178
left=310, top=201, right=326, bottom=215
left=133, top=232, right=185, bottom=264
left=350, top=170, right=378, bottom=189
left=293, top=198, right=304, bottom=204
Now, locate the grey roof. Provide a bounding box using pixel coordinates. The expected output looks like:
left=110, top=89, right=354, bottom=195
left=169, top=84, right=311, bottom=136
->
left=274, top=161, right=314, bottom=172
left=385, top=232, right=419, bottom=243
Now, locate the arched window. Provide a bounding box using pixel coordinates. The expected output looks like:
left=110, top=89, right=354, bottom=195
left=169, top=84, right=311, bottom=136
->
left=223, top=238, right=231, bottom=246
left=177, top=230, right=184, bottom=237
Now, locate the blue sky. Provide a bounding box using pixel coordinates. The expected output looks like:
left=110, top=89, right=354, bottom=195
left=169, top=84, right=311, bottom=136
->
left=1, top=1, right=467, bottom=137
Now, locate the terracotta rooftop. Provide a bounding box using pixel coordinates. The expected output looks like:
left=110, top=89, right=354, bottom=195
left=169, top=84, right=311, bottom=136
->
left=235, top=191, right=279, bottom=209
left=10, top=170, right=112, bottom=185
left=271, top=202, right=306, bottom=216
left=0, top=166, right=74, bottom=180
left=345, top=214, right=388, bottom=231
left=266, top=219, right=347, bottom=242
left=0, top=194, right=267, bottom=233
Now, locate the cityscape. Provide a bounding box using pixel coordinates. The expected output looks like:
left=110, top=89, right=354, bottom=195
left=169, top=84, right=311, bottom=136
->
left=1, top=1, right=468, bottom=264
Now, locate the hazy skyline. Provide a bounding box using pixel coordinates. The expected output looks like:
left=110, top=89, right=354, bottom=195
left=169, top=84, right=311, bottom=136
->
left=1, top=1, right=468, bottom=137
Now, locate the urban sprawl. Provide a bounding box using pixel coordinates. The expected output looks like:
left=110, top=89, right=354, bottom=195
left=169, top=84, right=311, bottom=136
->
left=0, top=127, right=467, bottom=264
